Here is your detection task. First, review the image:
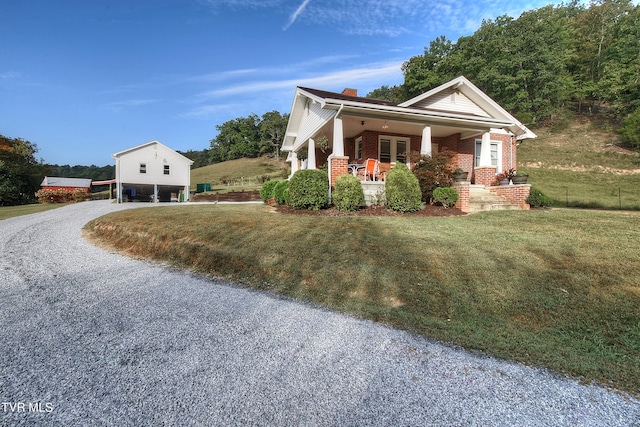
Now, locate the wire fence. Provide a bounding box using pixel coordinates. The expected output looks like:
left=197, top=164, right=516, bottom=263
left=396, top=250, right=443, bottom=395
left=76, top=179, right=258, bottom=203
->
left=552, top=186, right=640, bottom=210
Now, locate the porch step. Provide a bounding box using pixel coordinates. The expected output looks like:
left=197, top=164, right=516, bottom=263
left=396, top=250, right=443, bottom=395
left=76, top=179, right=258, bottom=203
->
left=468, top=186, right=521, bottom=213
left=361, top=181, right=386, bottom=206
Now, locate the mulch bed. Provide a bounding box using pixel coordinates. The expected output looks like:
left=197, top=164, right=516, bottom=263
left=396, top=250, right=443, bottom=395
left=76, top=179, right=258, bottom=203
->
left=273, top=204, right=466, bottom=217
left=192, top=190, right=261, bottom=202
left=192, top=190, right=465, bottom=216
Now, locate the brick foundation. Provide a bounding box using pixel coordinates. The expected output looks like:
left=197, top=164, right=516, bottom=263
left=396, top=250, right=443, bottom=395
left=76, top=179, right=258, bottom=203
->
left=453, top=182, right=470, bottom=213
left=329, top=156, right=349, bottom=187
left=490, top=184, right=531, bottom=209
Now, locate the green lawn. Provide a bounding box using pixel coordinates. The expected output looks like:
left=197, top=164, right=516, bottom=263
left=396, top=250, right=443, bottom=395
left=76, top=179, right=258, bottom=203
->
left=85, top=204, right=640, bottom=396
left=522, top=167, right=640, bottom=210
left=0, top=203, right=68, bottom=220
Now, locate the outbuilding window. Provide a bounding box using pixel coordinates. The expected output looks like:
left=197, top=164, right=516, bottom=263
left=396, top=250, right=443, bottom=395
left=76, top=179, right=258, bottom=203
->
left=140, top=163, right=147, bottom=174
left=164, top=165, right=170, bottom=175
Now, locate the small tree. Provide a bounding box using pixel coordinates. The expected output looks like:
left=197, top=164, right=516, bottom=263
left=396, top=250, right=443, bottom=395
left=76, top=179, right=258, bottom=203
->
left=332, top=174, right=365, bottom=212
left=411, top=151, right=455, bottom=203
left=618, top=108, right=640, bottom=149
left=385, top=162, right=423, bottom=213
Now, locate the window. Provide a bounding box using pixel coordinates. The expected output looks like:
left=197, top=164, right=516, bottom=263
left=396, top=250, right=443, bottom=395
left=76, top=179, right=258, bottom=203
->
left=396, top=140, right=407, bottom=164
left=379, top=136, right=409, bottom=164
left=164, top=165, right=170, bottom=175
left=475, top=139, right=501, bottom=171
left=139, top=163, right=147, bottom=174
left=379, top=138, right=391, bottom=163
left=355, top=137, right=362, bottom=160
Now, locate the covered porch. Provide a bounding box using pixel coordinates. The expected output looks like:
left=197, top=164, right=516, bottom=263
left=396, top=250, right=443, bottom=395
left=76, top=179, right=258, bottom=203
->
left=286, top=109, right=514, bottom=188
left=281, top=79, right=536, bottom=211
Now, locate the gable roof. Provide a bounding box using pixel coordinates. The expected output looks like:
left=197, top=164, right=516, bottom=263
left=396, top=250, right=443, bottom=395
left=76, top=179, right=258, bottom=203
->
left=298, top=87, right=398, bottom=107
left=282, top=76, right=535, bottom=152
left=41, top=177, right=92, bottom=188
left=399, top=76, right=536, bottom=139
left=111, top=140, right=194, bottom=164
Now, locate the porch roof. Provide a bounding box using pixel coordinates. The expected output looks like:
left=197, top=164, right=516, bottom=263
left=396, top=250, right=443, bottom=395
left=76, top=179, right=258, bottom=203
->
left=282, top=76, right=536, bottom=153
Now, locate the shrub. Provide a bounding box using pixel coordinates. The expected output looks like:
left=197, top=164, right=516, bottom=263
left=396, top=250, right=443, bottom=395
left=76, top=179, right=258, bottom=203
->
left=332, top=174, right=365, bottom=212
left=35, top=188, right=89, bottom=204
left=288, top=169, right=329, bottom=210
left=260, top=180, right=279, bottom=203
left=411, top=151, right=455, bottom=202
left=272, top=180, right=290, bottom=206
left=526, top=187, right=553, bottom=207
left=432, top=187, right=459, bottom=208
left=385, top=162, right=423, bottom=213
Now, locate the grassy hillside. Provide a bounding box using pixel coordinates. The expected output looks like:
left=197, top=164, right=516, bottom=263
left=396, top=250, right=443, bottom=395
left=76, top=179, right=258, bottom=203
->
left=517, top=117, right=640, bottom=209
left=190, top=119, right=640, bottom=208
left=190, top=156, right=288, bottom=192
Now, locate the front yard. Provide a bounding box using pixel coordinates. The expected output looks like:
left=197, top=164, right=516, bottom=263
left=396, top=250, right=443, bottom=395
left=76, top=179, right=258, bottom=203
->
left=84, top=205, right=640, bottom=396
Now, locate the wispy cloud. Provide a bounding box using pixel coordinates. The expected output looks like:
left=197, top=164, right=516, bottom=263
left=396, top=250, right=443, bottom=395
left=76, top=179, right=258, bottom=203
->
left=0, top=71, right=20, bottom=79
left=179, top=59, right=404, bottom=119
left=196, top=60, right=404, bottom=98
left=283, top=0, right=311, bottom=30
left=104, top=99, right=159, bottom=112
left=178, top=102, right=243, bottom=118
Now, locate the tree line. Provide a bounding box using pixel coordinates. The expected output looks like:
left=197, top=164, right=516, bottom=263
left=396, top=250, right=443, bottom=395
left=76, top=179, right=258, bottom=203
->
left=369, top=0, right=639, bottom=135
left=180, top=110, right=289, bottom=168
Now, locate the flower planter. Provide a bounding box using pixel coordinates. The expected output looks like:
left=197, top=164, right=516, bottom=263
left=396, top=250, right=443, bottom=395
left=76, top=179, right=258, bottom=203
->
left=453, top=171, right=469, bottom=182
left=511, top=175, right=528, bottom=184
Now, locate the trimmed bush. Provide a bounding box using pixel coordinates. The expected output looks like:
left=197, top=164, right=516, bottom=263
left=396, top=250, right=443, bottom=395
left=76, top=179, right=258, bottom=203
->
left=432, top=187, right=459, bottom=208
left=260, top=179, right=279, bottom=203
left=272, top=180, right=290, bottom=206
left=526, top=186, right=553, bottom=207
left=332, top=174, right=365, bottom=212
left=288, top=169, right=329, bottom=210
left=385, top=162, right=423, bottom=213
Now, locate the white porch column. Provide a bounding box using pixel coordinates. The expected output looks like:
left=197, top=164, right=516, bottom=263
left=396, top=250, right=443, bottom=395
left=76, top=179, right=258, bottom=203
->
left=153, top=183, right=158, bottom=203
left=333, top=115, right=344, bottom=157
left=307, top=138, right=317, bottom=170
left=290, top=151, right=299, bottom=177
left=479, top=131, right=492, bottom=167
left=420, top=125, right=432, bottom=157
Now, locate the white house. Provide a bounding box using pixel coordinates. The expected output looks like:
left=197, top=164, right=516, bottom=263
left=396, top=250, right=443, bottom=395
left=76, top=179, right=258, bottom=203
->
left=112, top=140, right=193, bottom=203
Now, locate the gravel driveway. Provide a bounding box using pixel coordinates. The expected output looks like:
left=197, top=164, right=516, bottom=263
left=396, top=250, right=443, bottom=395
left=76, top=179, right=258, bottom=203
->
left=1, top=200, right=638, bottom=426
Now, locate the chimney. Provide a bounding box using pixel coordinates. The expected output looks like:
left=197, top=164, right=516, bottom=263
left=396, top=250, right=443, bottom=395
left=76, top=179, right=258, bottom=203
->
left=341, top=88, right=358, bottom=97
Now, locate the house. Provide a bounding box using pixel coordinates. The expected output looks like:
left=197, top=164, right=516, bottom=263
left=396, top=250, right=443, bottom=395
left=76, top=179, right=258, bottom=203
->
left=41, top=176, right=92, bottom=193
left=112, top=140, right=193, bottom=203
left=280, top=76, right=536, bottom=212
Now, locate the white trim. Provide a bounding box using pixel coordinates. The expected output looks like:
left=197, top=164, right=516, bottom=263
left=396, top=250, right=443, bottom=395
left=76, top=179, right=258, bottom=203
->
left=474, top=138, right=502, bottom=173
left=379, top=135, right=409, bottom=165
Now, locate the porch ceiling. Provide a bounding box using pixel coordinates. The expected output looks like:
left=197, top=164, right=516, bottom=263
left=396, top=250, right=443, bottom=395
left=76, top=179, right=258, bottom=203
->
left=316, top=114, right=489, bottom=142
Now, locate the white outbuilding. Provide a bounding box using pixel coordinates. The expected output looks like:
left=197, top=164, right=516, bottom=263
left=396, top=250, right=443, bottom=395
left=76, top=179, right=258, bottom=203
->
left=112, top=140, right=193, bottom=203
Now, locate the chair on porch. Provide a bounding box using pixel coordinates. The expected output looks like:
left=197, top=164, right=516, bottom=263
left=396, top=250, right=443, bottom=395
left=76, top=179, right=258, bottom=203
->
left=363, top=158, right=380, bottom=181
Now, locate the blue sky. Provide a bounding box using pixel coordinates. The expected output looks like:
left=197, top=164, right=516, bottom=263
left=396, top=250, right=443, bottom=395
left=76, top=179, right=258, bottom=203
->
left=2, top=0, right=580, bottom=166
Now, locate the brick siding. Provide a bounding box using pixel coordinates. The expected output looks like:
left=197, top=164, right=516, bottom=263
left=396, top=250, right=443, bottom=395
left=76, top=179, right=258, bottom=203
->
left=491, top=184, right=531, bottom=209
